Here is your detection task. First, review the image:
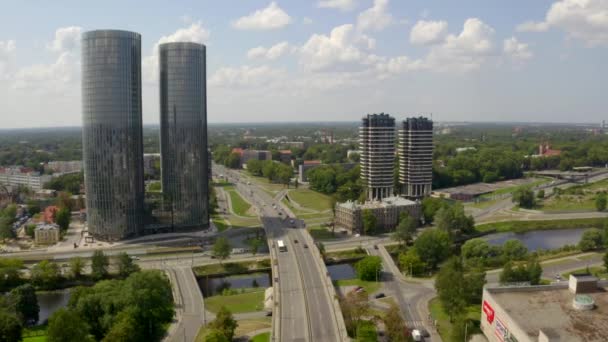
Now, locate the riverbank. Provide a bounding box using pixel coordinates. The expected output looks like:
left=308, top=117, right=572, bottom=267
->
left=475, top=217, right=606, bottom=233
left=192, top=258, right=270, bottom=277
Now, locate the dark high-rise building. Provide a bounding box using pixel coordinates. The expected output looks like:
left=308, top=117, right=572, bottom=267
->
left=81, top=30, right=145, bottom=240
left=159, top=42, right=209, bottom=230
left=398, top=117, right=433, bottom=200
left=360, top=113, right=396, bottom=201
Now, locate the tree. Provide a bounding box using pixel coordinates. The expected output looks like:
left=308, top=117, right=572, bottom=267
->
left=102, top=308, right=143, bottom=342
left=25, top=224, right=36, bottom=238
left=213, top=237, right=231, bottom=264
left=340, top=291, right=369, bottom=337
left=225, top=152, right=241, bottom=169
left=596, top=193, right=607, bottom=212
left=578, top=228, right=604, bottom=251
left=383, top=304, right=408, bottom=342
left=435, top=203, right=474, bottom=237
left=8, top=284, right=39, bottom=325
left=413, top=229, right=451, bottom=269
left=512, top=187, right=536, bottom=209
left=461, top=238, right=491, bottom=264
left=47, top=308, right=92, bottom=342
left=0, top=218, right=14, bottom=241
left=207, top=306, right=238, bottom=341
left=0, top=311, right=22, bottom=342
left=26, top=200, right=41, bottom=216
left=463, top=267, right=487, bottom=304
left=355, top=256, right=382, bottom=281
left=435, top=257, right=466, bottom=322
left=55, top=206, right=71, bottom=231
left=205, top=330, right=230, bottom=342
left=69, top=257, right=84, bottom=279
left=248, top=238, right=263, bottom=256
left=393, top=212, right=416, bottom=246
left=117, top=253, right=140, bottom=278
left=91, top=250, right=109, bottom=280
left=421, top=197, right=446, bottom=224
left=502, top=239, right=528, bottom=261
left=31, top=260, right=61, bottom=289
left=398, top=249, right=425, bottom=276
left=355, top=320, right=377, bottom=341
left=361, top=209, right=376, bottom=235
left=499, top=261, right=541, bottom=285
left=537, top=189, right=545, bottom=199
left=0, top=259, right=23, bottom=291
left=528, top=259, right=542, bottom=285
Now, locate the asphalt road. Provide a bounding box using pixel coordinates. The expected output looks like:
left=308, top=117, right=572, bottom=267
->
left=164, top=267, right=206, bottom=342
left=215, top=164, right=345, bottom=341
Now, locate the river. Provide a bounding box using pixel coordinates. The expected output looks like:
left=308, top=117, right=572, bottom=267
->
left=483, top=228, right=590, bottom=251
left=36, top=290, right=71, bottom=325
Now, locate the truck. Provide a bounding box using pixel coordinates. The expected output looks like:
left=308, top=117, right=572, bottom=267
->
left=277, top=240, right=287, bottom=252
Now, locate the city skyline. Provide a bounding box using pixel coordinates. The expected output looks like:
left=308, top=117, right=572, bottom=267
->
left=0, top=0, right=607, bottom=128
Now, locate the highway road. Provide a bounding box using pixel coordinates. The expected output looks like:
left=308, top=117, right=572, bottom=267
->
left=214, top=164, right=346, bottom=342
left=164, top=266, right=206, bottom=342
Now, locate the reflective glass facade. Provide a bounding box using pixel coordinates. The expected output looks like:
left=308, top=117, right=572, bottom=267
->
left=81, top=30, right=144, bottom=240
left=159, top=42, right=209, bottom=230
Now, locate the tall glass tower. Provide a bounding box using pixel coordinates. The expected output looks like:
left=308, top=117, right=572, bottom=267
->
left=159, top=42, right=209, bottom=230
left=360, top=113, right=396, bottom=201
left=398, top=117, right=433, bottom=199
left=81, top=30, right=144, bottom=240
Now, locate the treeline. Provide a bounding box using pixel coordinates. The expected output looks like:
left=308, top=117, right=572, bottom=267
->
left=246, top=160, right=292, bottom=186
left=433, top=149, right=523, bottom=188
left=44, top=172, right=83, bottom=194
left=306, top=164, right=362, bottom=202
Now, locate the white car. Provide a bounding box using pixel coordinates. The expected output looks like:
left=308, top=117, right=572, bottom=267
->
left=411, top=329, right=422, bottom=341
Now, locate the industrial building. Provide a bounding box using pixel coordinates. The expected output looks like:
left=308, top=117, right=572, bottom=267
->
left=360, top=113, right=396, bottom=200
left=398, top=117, right=433, bottom=200
left=481, top=275, right=608, bottom=342
left=81, top=30, right=145, bottom=240
left=335, top=196, right=420, bottom=233
left=0, top=167, right=52, bottom=191
left=159, top=42, right=209, bottom=230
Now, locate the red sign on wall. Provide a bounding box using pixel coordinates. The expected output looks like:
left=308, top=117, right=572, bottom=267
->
left=483, top=300, right=495, bottom=324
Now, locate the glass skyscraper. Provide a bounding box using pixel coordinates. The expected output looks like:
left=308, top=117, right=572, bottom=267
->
left=81, top=30, right=145, bottom=240
left=159, top=42, right=209, bottom=230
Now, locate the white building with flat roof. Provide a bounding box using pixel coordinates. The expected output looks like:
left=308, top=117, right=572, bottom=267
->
left=0, top=167, right=52, bottom=191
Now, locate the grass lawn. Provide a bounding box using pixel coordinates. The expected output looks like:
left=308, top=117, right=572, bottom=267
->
left=429, top=298, right=481, bottom=342
left=308, top=225, right=340, bottom=241
left=22, top=326, right=47, bottom=342
left=212, top=215, right=229, bottom=232
left=193, top=259, right=271, bottom=277
left=235, top=318, right=272, bottom=337
left=205, top=289, right=266, bottom=313
left=539, top=195, right=596, bottom=212
left=287, top=189, right=333, bottom=212
left=334, top=278, right=381, bottom=295
left=251, top=332, right=271, bottom=342
left=562, top=266, right=608, bottom=279
left=226, top=186, right=253, bottom=216
left=325, top=248, right=368, bottom=262
left=476, top=217, right=606, bottom=233
left=226, top=215, right=260, bottom=228
left=478, top=177, right=551, bottom=199
left=23, top=337, right=47, bottom=342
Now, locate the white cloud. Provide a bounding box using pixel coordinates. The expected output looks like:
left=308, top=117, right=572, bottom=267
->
left=232, top=2, right=291, bottom=30
left=516, top=21, right=550, bottom=32
left=375, top=55, right=424, bottom=76
left=317, top=0, right=357, bottom=11
left=247, top=41, right=291, bottom=60
left=424, top=18, right=497, bottom=72
left=209, top=65, right=287, bottom=87
left=299, top=24, right=377, bottom=72
left=0, top=40, right=16, bottom=79
left=143, top=22, right=210, bottom=83
left=517, top=0, right=608, bottom=46
left=410, top=20, right=448, bottom=45
left=357, top=0, right=393, bottom=32
left=47, top=26, right=82, bottom=52
left=13, top=52, right=78, bottom=91
left=503, top=37, right=533, bottom=60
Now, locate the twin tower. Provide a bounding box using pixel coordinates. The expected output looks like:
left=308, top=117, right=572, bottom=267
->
left=81, top=30, right=209, bottom=241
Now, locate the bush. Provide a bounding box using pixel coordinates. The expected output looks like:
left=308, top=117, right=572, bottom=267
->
left=355, top=256, right=382, bottom=281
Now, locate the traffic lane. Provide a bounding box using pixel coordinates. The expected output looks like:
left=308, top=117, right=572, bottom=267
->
left=292, top=229, right=338, bottom=341
left=277, top=238, right=309, bottom=342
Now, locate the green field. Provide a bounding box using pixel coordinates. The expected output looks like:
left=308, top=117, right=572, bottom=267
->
left=562, top=266, right=608, bottom=279
left=286, top=189, right=333, bottom=212
left=476, top=217, right=606, bottom=233
left=308, top=225, right=340, bottom=240
left=205, top=289, right=265, bottom=313
left=22, top=326, right=47, bottom=342
left=429, top=298, right=481, bottom=342
left=479, top=177, right=551, bottom=199
left=226, top=186, right=253, bottom=216
left=212, top=215, right=229, bottom=232
left=251, top=332, right=271, bottom=342
left=334, top=278, right=381, bottom=295
left=540, top=196, right=596, bottom=212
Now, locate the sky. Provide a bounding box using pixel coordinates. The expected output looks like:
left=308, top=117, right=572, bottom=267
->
left=0, top=0, right=607, bottom=128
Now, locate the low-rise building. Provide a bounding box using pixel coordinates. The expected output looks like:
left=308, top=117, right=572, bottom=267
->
left=34, top=223, right=60, bottom=244
left=0, top=167, right=52, bottom=191
left=481, top=275, right=608, bottom=342
left=335, top=196, right=421, bottom=233
left=45, top=160, right=83, bottom=174
left=279, top=150, right=292, bottom=164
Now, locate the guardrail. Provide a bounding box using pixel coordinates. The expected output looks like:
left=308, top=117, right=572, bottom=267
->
left=268, top=238, right=281, bottom=342
left=303, top=230, right=349, bottom=341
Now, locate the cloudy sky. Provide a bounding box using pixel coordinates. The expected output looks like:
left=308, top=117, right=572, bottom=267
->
left=0, top=0, right=607, bottom=128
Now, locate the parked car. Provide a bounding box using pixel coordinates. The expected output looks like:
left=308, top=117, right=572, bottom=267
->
left=303, top=244, right=308, bottom=249
left=374, top=293, right=386, bottom=299
left=412, top=329, right=423, bottom=341
left=294, top=239, right=298, bottom=244
left=373, top=244, right=378, bottom=250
